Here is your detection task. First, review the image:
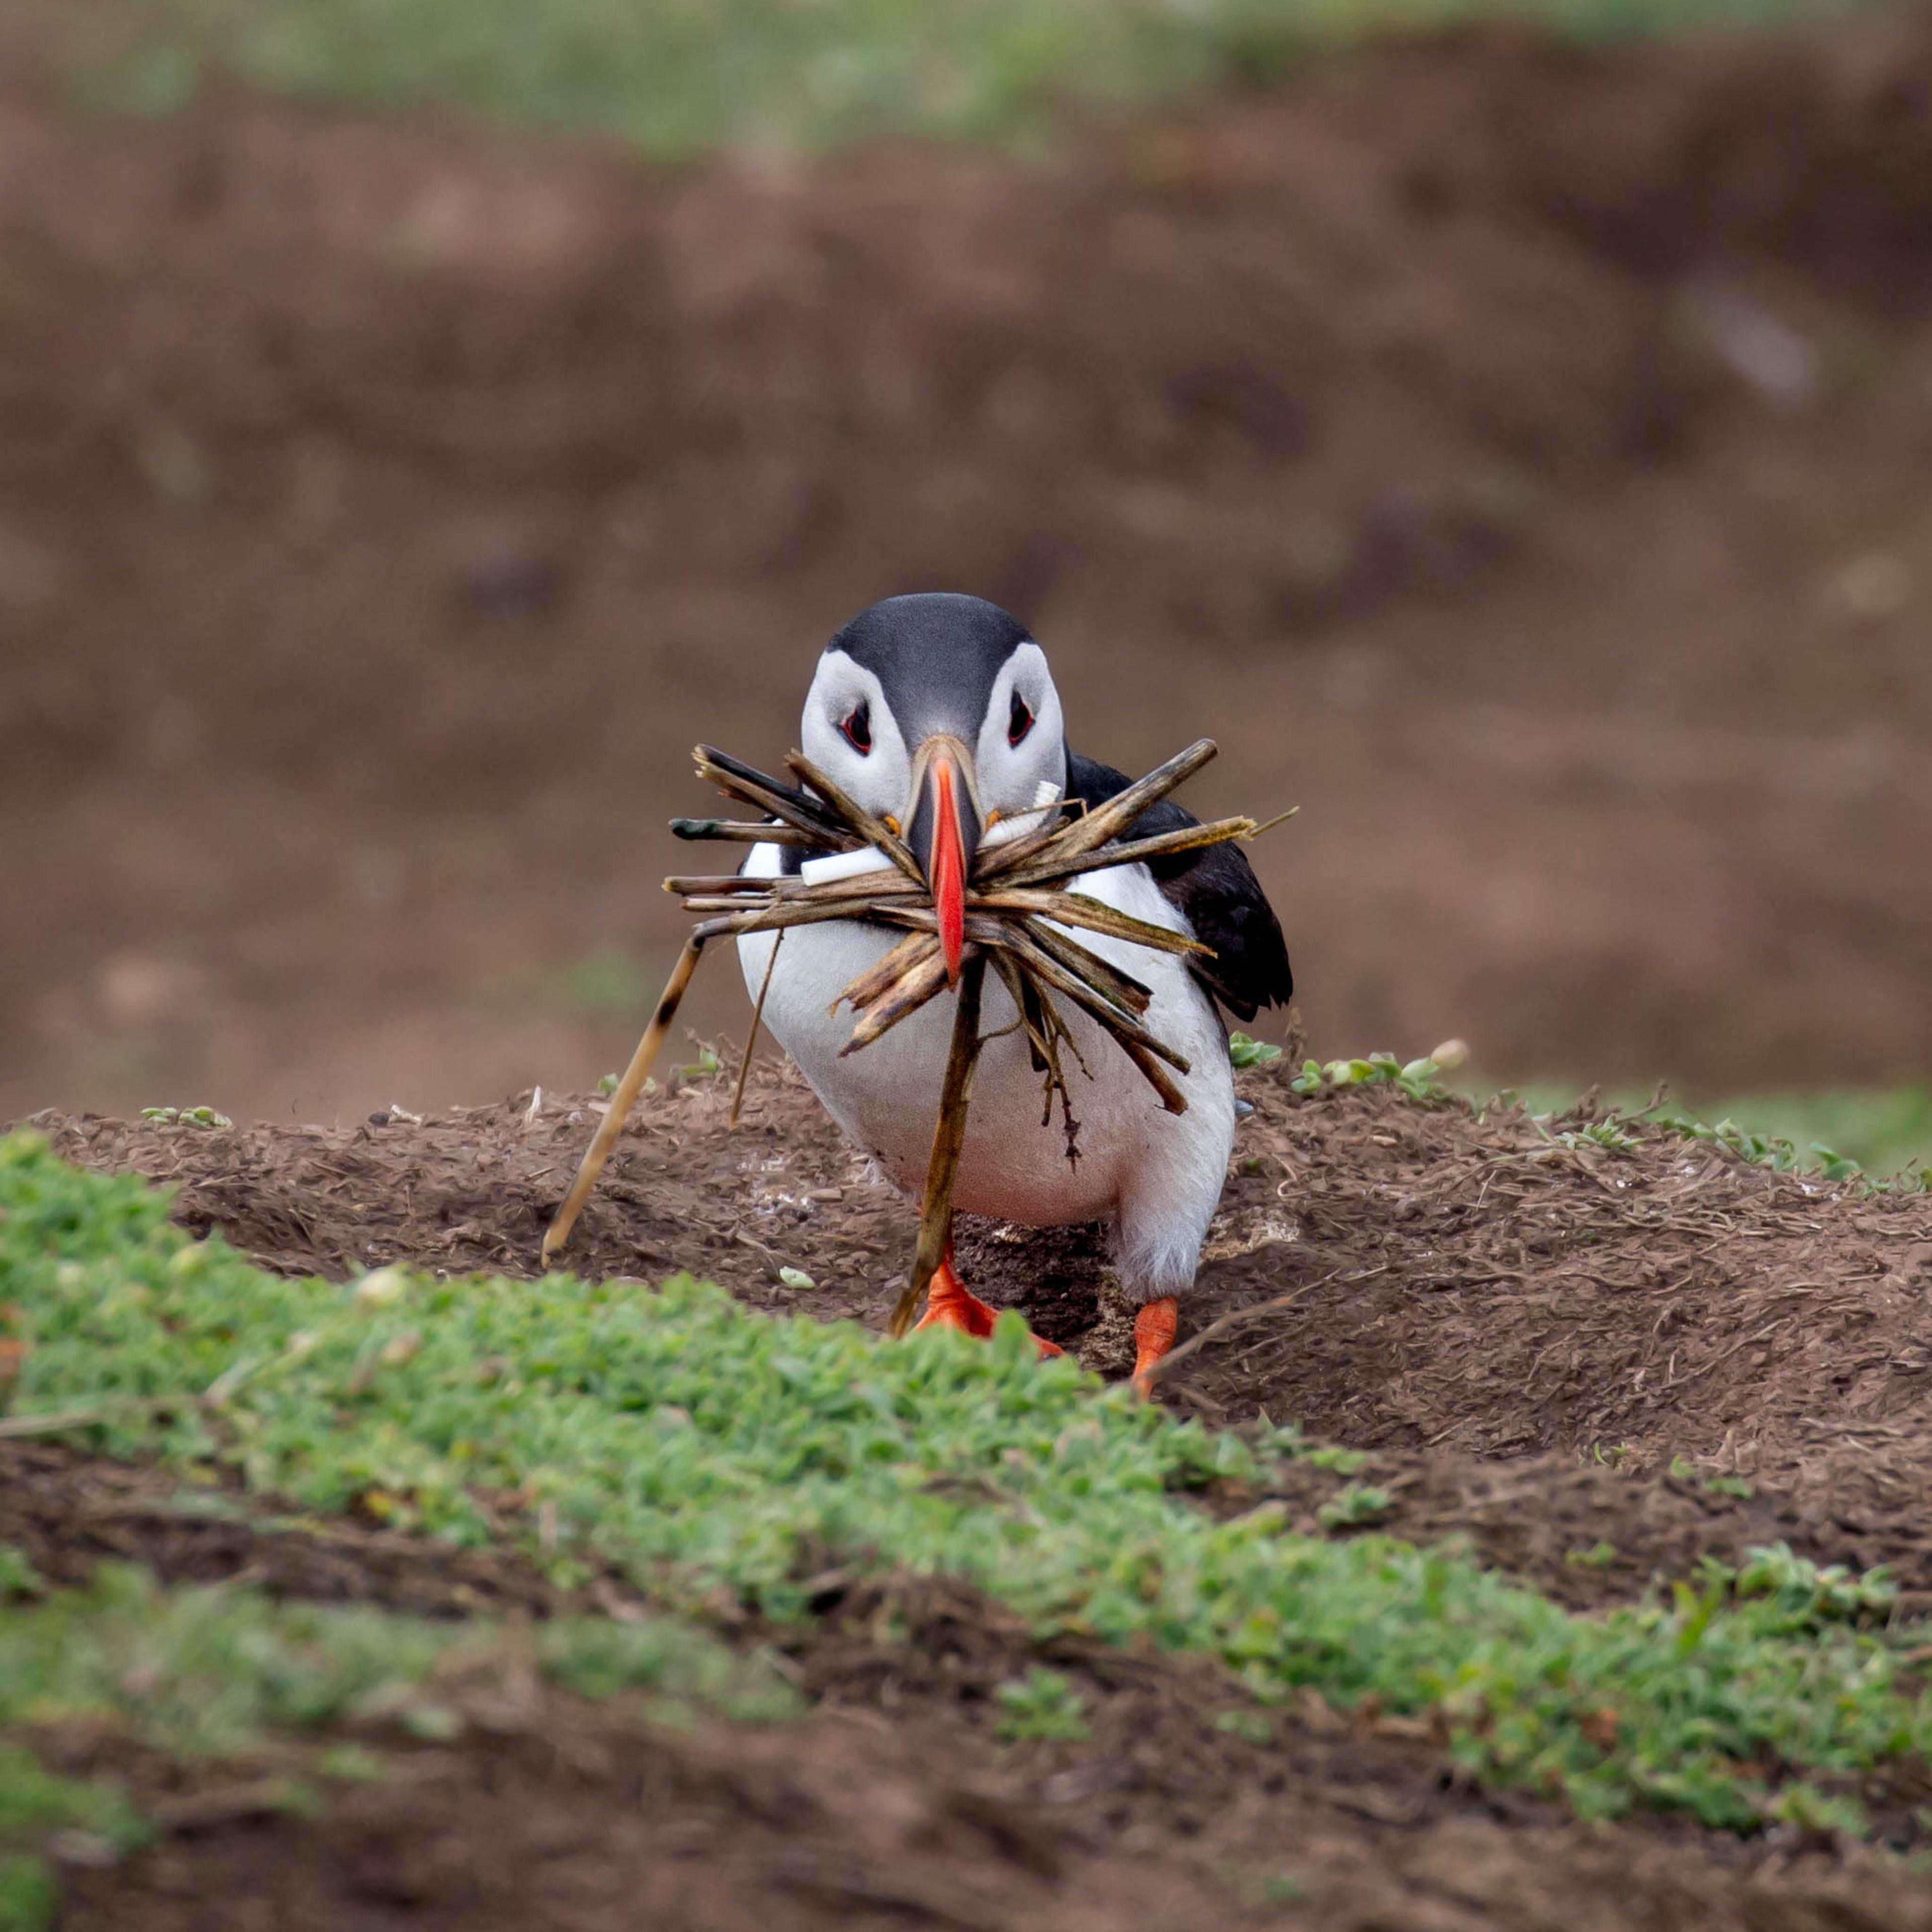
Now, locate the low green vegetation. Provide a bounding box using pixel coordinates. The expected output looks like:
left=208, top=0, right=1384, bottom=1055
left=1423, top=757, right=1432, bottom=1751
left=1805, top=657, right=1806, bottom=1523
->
left=1228, top=1032, right=1283, bottom=1070
left=1662, top=1085, right=1932, bottom=1185
left=1294, top=1050, right=1456, bottom=1103
left=23, top=0, right=1860, bottom=158
left=0, top=1561, right=790, bottom=1759
left=0, top=1557, right=792, bottom=1930
left=1505, top=1081, right=1932, bottom=1186
left=135, top=1106, right=232, bottom=1130
left=3, top=1128, right=1929, bottom=1847
left=0, top=1741, right=140, bottom=1932
left=1315, top=1482, right=1393, bottom=1529
left=993, top=1667, right=1089, bottom=1743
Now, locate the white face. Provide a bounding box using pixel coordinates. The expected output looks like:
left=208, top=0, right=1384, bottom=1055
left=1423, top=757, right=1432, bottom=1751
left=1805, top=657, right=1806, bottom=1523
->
left=800, top=640, right=1066, bottom=825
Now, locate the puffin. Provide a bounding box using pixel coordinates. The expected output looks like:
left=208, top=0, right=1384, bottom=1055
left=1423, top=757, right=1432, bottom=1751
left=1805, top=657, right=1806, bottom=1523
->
left=737, top=593, right=1293, bottom=1389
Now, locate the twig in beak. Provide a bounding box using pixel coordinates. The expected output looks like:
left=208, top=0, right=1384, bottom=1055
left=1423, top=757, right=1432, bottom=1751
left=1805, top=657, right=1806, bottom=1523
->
left=977, top=738, right=1218, bottom=878
left=784, top=750, right=923, bottom=885
left=730, top=928, right=783, bottom=1130
left=671, top=818, right=824, bottom=847
left=998, top=815, right=1261, bottom=891
left=1007, top=916, right=1155, bottom=1019
left=546, top=733, right=1267, bottom=1271
left=543, top=932, right=710, bottom=1265
left=839, top=946, right=954, bottom=1056
left=970, top=887, right=1211, bottom=957
left=889, top=952, right=987, bottom=1338
left=993, top=923, right=1189, bottom=1076
left=834, top=929, right=941, bottom=1018
left=693, top=746, right=852, bottom=846
left=990, top=951, right=1082, bottom=1161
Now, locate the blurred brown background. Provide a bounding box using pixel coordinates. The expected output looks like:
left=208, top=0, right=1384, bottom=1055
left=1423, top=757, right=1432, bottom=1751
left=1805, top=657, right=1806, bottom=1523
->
left=5, top=29, right=1932, bottom=1131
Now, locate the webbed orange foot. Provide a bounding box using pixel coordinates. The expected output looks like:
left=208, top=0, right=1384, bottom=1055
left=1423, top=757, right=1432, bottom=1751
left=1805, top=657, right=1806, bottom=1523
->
left=1130, top=1297, right=1179, bottom=1396
left=914, top=1256, right=1064, bottom=1358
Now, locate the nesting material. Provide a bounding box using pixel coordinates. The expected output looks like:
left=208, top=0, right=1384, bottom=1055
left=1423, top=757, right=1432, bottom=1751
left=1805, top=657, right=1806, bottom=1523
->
left=541, top=737, right=1278, bottom=1334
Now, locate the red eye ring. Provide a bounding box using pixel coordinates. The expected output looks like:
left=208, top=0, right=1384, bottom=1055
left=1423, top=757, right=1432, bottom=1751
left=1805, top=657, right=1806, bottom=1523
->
left=1008, top=689, right=1033, bottom=747
left=842, top=702, right=872, bottom=753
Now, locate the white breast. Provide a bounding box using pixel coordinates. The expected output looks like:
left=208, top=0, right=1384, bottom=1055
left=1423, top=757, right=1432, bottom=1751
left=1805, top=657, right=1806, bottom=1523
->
left=735, top=844, right=1237, bottom=1297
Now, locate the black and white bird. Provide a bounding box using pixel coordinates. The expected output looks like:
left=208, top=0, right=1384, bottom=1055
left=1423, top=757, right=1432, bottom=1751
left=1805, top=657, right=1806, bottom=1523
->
left=737, top=593, right=1292, bottom=1388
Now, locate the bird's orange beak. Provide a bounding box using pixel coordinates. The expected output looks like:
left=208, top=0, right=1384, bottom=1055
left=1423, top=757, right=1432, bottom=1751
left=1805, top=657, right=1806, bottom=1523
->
left=907, top=735, right=982, bottom=985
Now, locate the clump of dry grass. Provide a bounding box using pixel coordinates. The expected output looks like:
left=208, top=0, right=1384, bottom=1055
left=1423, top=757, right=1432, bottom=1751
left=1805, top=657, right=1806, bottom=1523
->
left=543, top=738, right=1274, bottom=1331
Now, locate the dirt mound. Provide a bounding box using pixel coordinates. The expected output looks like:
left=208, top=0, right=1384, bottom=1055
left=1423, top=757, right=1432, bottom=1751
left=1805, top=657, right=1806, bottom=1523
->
left=9, top=1447, right=1931, bottom=1932
left=9, top=24, right=1932, bottom=1120
left=28, top=1053, right=1932, bottom=1596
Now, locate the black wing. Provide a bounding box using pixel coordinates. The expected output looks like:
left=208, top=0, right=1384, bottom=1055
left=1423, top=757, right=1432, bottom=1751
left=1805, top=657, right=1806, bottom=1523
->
left=1064, top=751, right=1293, bottom=1024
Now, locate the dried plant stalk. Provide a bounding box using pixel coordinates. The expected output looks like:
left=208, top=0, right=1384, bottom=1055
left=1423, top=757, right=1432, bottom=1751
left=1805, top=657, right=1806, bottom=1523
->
left=785, top=751, right=922, bottom=883
left=1005, top=916, right=1155, bottom=1020
left=729, top=928, right=784, bottom=1130
left=969, top=887, right=1210, bottom=957
left=977, top=739, right=1218, bottom=878
left=841, top=947, right=953, bottom=1056
left=542, top=932, right=708, bottom=1267
left=672, top=819, right=822, bottom=847
left=836, top=930, right=942, bottom=1016
left=997, top=816, right=1262, bottom=892
left=888, top=953, right=987, bottom=1338
left=989, top=951, right=1080, bottom=1156
left=693, top=745, right=852, bottom=846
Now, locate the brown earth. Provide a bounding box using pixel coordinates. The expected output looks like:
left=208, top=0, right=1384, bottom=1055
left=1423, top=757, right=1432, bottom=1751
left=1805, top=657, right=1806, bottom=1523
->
left=9, top=23, right=1932, bottom=1122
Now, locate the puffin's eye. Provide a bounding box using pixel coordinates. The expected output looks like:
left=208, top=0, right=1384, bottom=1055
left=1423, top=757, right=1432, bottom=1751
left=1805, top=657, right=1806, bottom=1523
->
left=841, top=701, right=872, bottom=754
left=1008, top=689, right=1034, bottom=747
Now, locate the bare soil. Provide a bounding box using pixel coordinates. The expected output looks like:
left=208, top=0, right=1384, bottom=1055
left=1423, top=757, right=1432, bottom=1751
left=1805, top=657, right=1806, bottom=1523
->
left=9, top=22, right=1932, bottom=1120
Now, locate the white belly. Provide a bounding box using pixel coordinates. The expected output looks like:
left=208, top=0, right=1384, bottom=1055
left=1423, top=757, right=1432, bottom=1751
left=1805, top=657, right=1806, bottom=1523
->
left=736, top=846, right=1234, bottom=1238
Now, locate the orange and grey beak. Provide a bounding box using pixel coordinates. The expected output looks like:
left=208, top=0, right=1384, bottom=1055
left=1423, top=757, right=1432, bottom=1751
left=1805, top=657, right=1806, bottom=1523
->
left=906, top=735, right=982, bottom=985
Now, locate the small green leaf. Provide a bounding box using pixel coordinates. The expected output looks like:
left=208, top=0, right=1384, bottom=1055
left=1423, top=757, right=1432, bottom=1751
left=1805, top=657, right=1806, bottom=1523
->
left=0, top=1550, right=44, bottom=1599
left=1317, top=1484, right=1392, bottom=1529
left=1228, top=1033, right=1282, bottom=1069
left=994, top=1668, right=1088, bottom=1743
left=1565, top=1542, right=1619, bottom=1569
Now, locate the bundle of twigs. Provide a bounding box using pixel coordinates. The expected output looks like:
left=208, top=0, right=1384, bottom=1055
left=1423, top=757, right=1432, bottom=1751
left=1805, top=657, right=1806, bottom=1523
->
left=541, top=737, right=1280, bottom=1336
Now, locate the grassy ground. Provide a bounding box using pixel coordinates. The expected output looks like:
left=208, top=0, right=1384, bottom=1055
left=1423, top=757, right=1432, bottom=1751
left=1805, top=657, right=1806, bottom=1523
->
left=0, top=1556, right=795, bottom=1932
left=1500, top=1082, right=1932, bottom=1184
left=2, top=1121, right=1927, bottom=1909
left=21, top=0, right=1862, bottom=156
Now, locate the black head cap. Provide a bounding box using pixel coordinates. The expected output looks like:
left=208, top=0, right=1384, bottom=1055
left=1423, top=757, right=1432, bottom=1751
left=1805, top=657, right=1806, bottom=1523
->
left=826, top=593, right=1033, bottom=745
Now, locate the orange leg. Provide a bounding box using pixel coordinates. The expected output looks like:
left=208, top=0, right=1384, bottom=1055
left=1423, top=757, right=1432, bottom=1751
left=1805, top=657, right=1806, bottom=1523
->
left=915, top=1249, right=1064, bottom=1358
left=1131, top=1297, right=1179, bottom=1396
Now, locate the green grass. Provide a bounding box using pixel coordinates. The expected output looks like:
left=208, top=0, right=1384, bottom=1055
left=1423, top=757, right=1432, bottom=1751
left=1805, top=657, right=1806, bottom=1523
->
left=2, top=1130, right=1929, bottom=1841
left=1667, top=1086, right=1932, bottom=1182
left=0, top=1559, right=792, bottom=1932
left=26, top=0, right=1863, bottom=159
left=0, top=1740, right=140, bottom=1932
left=0, top=1562, right=791, bottom=1758
left=1503, top=1082, right=1932, bottom=1185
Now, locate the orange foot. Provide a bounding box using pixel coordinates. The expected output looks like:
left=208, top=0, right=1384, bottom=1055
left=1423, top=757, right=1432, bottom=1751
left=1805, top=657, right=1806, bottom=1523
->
left=1130, top=1297, right=1179, bottom=1397
left=915, top=1254, right=1064, bottom=1359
